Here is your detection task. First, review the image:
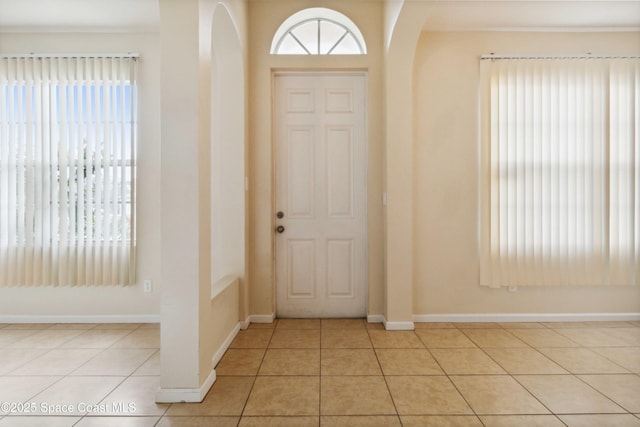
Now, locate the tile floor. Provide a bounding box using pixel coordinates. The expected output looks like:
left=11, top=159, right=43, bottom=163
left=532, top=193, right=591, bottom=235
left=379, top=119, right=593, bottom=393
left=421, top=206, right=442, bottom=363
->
left=0, top=319, right=639, bottom=426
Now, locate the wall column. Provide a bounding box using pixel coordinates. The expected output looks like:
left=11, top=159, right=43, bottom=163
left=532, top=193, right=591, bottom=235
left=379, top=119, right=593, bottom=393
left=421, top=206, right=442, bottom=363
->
left=383, top=1, right=424, bottom=329
left=157, top=0, right=213, bottom=402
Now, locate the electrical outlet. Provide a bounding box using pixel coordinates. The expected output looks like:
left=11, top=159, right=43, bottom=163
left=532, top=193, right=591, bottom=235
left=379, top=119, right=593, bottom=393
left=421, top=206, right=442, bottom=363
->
left=144, top=279, right=153, bottom=293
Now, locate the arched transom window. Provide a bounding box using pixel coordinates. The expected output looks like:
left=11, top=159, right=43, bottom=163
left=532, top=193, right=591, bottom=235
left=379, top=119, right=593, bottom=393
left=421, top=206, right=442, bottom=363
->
left=271, top=8, right=367, bottom=55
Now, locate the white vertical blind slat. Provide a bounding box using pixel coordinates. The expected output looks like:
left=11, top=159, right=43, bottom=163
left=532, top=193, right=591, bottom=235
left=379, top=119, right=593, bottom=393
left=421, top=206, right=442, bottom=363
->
left=480, top=57, right=639, bottom=287
left=0, top=55, right=137, bottom=287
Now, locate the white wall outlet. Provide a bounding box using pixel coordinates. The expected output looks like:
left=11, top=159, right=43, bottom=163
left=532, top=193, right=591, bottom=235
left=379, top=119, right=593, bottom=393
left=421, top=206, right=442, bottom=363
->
left=508, top=285, right=518, bottom=293
left=144, top=279, right=153, bottom=293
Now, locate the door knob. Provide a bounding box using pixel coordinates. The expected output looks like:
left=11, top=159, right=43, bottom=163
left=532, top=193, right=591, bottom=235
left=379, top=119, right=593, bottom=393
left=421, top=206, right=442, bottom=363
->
left=276, top=225, right=285, bottom=233
left=276, top=211, right=285, bottom=219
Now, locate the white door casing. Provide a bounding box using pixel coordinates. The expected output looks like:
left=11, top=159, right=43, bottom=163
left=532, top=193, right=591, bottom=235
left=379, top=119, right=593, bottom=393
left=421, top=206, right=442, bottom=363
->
left=274, top=72, right=367, bottom=318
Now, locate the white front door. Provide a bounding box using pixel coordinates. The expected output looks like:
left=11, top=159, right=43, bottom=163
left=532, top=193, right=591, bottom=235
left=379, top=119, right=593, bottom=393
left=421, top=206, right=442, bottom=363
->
left=275, top=72, right=367, bottom=318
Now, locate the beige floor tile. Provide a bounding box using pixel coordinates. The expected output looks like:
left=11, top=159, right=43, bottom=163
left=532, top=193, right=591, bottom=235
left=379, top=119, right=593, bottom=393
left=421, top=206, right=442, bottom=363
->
left=545, top=321, right=636, bottom=328
left=321, top=415, right=401, bottom=426
left=70, top=349, right=156, bottom=376
left=508, top=328, right=580, bottom=347
left=50, top=324, right=98, bottom=330
left=429, top=348, right=506, bottom=375
left=240, top=416, right=319, bottom=427
left=321, top=319, right=366, bottom=329
left=480, top=415, right=565, bottom=427
left=321, top=329, right=371, bottom=348
left=400, top=415, right=483, bottom=426
left=515, top=374, right=626, bottom=414
left=558, top=414, right=640, bottom=427
left=248, top=322, right=277, bottom=329
left=99, top=376, right=168, bottom=416
left=461, top=329, right=527, bottom=348
left=137, top=323, right=160, bottom=329
left=156, top=416, right=239, bottom=427
left=60, top=330, right=131, bottom=349
left=75, top=416, right=160, bottom=426
left=132, top=350, right=160, bottom=376
left=413, top=322, right=457, bottom=329
left=244, top=376, right=319, bottom=416
left=276, top=319, right=320, bottom=329
left=578, top=374, right=640, bottom=412
left=453, top=322, right=501, bottom=329
left=386, top=376, right=472, bottom=415
left=375, top=349, right=443, bottom=375
left=321, top=349, right=382, bottom=376
left=498, top=323, right=546, bottom=329
left=2, top=323, right=54, bottom=330
left=554, top=328, right=631, bottom=347
left=604, top=328, right=640, bottom=346
left=7, top=329, right=85, bottom=349
left=538, top=347, right=630, bottom=374
left=259, top=349, right=320, bottom=375
left=451, top=375, right=549, bottom=415
left=166, top=377, right=254, bottom=416
left=368, top=331, right=424, bottom=348
left=415, top=329, right=477, bottom=349
left=365, top=323, right=384, bottom=330
left=30, top=376, right=125, bottom=415
left=11, top=349, right=102, bottom=375
left=269, top=329, right=320, bottom=349
left=92, top=323, right=142, bottom=330
left=0, top=416, right=81, bottom=426
left=110, top=330, right=159, bottom=349
left=321, top=376, right=395, bottom=415
left=484, top=348, right=568, bottom=374
left=0, top=348, right=49, bottom=374
left=215, top=349, right=265, bottom=376
left=0, top=376, right=61, bottom=407
left=592, top=347, right=640, bottom=373
left=0, top=330, right=40, bottom=348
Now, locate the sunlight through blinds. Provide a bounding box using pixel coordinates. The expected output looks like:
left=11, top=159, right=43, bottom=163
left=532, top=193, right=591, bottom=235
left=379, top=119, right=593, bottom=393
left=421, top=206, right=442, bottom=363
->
left=480, top=56, right=639, bottom=287
left=0, top=55, right=138, bottom=286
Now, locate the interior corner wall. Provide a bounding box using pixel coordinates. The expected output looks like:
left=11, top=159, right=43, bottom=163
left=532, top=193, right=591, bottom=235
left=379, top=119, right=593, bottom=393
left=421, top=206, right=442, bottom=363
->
left=0, top=32, right=161, bottom=319
left=413, top=31, right=640, bottom=315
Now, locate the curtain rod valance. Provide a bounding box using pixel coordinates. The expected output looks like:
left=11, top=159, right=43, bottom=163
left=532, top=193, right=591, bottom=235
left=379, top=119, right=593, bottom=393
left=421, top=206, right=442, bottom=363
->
left=480, top=53, right=640, bottom=60
left=0, top=53, right=139, bottom=59
left=481, top=54, right=639, bottom=60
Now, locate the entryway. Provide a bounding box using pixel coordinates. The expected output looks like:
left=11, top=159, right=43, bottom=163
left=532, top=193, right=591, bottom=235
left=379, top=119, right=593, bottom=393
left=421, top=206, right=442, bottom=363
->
left=274, top=72, right=368, bottom=318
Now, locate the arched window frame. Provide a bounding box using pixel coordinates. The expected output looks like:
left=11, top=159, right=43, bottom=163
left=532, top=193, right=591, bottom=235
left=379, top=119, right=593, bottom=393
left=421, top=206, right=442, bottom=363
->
left=271, top=8, right=367, bottom=55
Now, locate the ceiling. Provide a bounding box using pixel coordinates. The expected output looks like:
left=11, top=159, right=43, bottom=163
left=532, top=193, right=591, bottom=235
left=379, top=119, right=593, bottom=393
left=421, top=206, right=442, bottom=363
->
left=0, top=0, right=638, bottom=32
left=0, top=0, right=160, bottom=32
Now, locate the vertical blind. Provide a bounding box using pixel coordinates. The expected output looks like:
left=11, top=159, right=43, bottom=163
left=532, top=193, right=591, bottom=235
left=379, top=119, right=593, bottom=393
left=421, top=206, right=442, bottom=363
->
left=0, top=56, right=137, bottom=286
left=479, top=56, right=639, bottom=287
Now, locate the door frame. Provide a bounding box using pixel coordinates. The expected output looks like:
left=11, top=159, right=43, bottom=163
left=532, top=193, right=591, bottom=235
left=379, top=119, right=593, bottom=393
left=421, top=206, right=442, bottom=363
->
left=271, top=69, right=369, bottom=318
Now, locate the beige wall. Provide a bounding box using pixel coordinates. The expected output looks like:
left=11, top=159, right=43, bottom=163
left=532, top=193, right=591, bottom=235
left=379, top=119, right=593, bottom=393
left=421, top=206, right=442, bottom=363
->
left=413, top=31, right=640, bottom=315
left=247, top=0, right=385, bottom=317
left=0, top=32, right=161, bottom=319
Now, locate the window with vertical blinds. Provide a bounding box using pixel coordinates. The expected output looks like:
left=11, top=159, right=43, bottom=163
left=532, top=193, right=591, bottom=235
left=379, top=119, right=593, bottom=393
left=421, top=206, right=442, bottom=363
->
left=479, top=56, right=639, bottom=287
left=0, top=55, right=138, bottom=286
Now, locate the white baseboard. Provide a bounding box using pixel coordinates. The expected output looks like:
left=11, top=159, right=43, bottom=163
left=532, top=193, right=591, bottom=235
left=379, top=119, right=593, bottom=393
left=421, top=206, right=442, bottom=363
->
left=249, top=313, right=275, bottom=324
left=155, top=320, right=241, bottom=404
left=0, top=314, right=160, bottom=324
left=212, top=322, right=241, bottom=368
left=155, top=369, right=216, bottom=403
left=367, top=314, right=384, bottom=324
left=413, top=313, right=640, bottom=323
left=240, top=315, right=250, bottom=330
left=367, top=314, right=415, bottom=330
left=384, top=320, right=415, bottom=330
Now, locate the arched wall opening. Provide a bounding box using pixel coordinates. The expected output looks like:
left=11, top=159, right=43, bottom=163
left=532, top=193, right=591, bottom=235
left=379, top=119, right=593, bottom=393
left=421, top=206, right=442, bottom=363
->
left=210, top=4, right=246, bottom=291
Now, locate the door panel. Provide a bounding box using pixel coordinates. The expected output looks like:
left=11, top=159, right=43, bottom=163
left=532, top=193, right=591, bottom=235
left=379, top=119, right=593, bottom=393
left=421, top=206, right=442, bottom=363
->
left=275, top=73, right=367, bottom=318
